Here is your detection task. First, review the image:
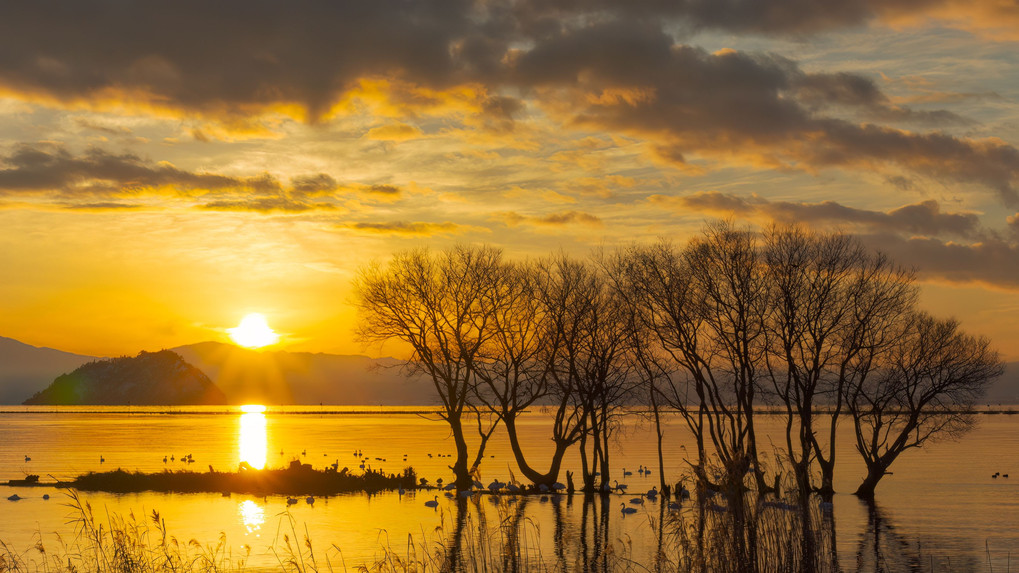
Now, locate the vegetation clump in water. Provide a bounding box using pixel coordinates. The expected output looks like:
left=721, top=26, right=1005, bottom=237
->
left=69, top=461, right=416, bottom=496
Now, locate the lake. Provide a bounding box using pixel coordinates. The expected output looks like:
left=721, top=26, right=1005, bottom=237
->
left=1, top=406, right=1017, bottom=571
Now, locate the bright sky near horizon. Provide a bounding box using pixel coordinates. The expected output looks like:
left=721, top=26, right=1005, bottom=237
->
left=0, top=1, right=1017, bottom=359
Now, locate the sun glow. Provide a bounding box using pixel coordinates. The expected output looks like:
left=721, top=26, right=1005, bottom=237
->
left=228, top=313, right=279, bottom=348
left=239, top=406, right=267, bottom=470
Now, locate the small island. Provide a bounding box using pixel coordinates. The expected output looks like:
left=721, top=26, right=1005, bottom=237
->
left=7, top=462, right=417, bottom=496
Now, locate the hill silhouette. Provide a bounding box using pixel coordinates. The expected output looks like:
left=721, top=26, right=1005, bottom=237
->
left=23, top=350, right=227, bottom=405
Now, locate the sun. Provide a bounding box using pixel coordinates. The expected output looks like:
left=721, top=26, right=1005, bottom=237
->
left=228, top=313, right=280, bottom=348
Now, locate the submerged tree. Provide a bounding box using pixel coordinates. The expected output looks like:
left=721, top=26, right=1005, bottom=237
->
left=847, top=312, right=1003, bottom=498
left=353, top=245, right=503, bottom=490
left=686, top=221, right=772, bottom=494
left=762, top=226, right=917, bottom=501
left=537, top=254, right=635, bottom=492
left=471, top=257, right=588, bottom=488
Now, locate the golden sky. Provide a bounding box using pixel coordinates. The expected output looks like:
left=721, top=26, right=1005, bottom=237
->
left=0, top=0, right=1017, bottom=359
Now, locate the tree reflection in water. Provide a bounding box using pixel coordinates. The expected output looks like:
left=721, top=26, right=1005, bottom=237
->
left=423, top=492, right=986, bottom=573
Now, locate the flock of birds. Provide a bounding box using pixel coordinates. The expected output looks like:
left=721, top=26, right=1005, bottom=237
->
left=14, top=451, right=1013, bottom=509
left=415, top=467, right=691, bottom=516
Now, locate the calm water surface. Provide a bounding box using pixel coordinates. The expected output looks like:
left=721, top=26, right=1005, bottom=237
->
left=1, top=406, right=1017, bottom=570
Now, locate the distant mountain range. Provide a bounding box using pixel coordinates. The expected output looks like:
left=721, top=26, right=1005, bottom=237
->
left=0, top=336, right=95, bottom=403
left=1, top=336, right=1017, bottom=405
left=0, top=336, right=435, bottom=405
left=169, top=341, right=435, bottom=405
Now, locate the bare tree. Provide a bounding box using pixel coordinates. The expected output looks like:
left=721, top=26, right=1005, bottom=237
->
left=685, top=221, right=771, bottom=494
left=537, top=254, right=635, bottom=492
left=472, top=258, right=587, bottom=487
left=613, top=240, right=711, bottom=486
left=353, top=245, right=502, bottom=490
left=847, top=312, right=1004, bottom=498
left=762, top=226, right=916, bottom=501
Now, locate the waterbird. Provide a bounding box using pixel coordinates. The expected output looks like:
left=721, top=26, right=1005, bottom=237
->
left=638, top=465, right=644, bottom=477
left=629, top=497, right=644, bottom=505
left=8, top=494, right=21, bottom=501
left=24, top=455, right=30, bottom=462
left=425, top=496, right=439, bottom=508
left=622, top=468, right=633, bottom=477
left=100, top=456, right=105, bottom=464
left=306, top=496, right=315, bottom=505
left=668, top=501, right=681, bottom=511
left=614, top=480, right=628, bottom=492
left=42, top=494, right=50, bottom=500
left=163, top=456, right=168, bottom=463
left=620, top=503, right=637, bottom=515
left=286, top=497, right=298, bottom=506
left=646, top=486, right=658, bottom=499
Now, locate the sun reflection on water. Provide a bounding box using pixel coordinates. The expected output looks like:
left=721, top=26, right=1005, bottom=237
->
left=237, top=500, right=264, bottom=535
left=239, top=405, right=267, bottom=470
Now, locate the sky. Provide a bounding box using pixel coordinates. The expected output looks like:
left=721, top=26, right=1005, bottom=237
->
left=0, top=0, right=1017, bottom=359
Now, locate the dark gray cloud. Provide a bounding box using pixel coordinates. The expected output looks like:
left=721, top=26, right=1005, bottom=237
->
left=337, top=221, right=468, bottom=236
left=508, top=0, right=1016, bottom=37
left=859, top=233, right=1019, bottom=290
left=652, top=191, right=1018, bottom=289
left=0, top=144, right=239, bottom=195
left=0, top=0, right=475, bottom=119
left=200, top=197, right=337, bottom=213
left=507, top=21, right=1018, bottom=203
left=0, top=145, right=390, bottom=213
left=654, top=192, right=981, bottom=238
left=62, top=201, right=142, bottom=211
left=367, top=184, right=401, bottom=196
left=1, top=2, right=1016, bottom=205
left=794, top=72, right=968, bottom=126
left=498, top=210, right=603, bottom=227
left=291, top=174, right=339, bottom=196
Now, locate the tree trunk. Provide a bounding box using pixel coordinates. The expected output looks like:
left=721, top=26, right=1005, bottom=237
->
left=504, top=414, right=569, bottom=486
left=651, top=391, right=667, bottom=492
left=817, top=457, right=835, bottom=501
left=853, top=462, right=887, bottom=499
left=449, top=415, right=472, bottom=490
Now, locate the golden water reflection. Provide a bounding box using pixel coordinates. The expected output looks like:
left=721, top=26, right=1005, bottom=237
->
left=239, top=405, right=267, bottom=470
left=237, top=500, right=264, bottom=535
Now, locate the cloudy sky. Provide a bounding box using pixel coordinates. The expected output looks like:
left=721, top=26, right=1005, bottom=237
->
left=1, top=0, right=1017, bottom=358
